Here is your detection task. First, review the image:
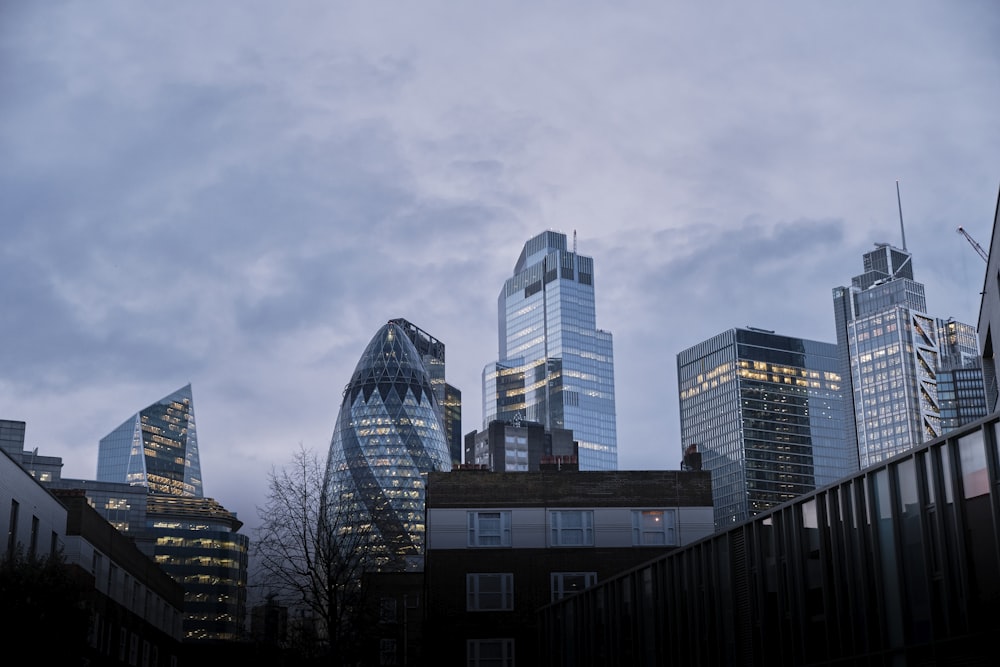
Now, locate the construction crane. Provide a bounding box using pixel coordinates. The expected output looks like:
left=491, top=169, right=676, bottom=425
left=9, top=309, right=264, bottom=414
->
left=957, top=226, right=988, bottom=262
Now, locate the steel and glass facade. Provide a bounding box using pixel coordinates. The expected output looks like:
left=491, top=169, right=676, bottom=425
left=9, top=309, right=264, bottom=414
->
left=97, top=384, right=203, bottom=498
left=325, top=321, right=453, bottom=572
left=678, top=328, right=854, bottom=529
left=483, top=231, right=617, bottom=470
left=541, top=412, right=1000, bottom=666
left=834, top=244, right=981, bottom=468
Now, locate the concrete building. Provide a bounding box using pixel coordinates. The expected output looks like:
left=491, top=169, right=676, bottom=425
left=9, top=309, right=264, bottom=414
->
left=977, top=185, right=1000, bottom=412
left=423, top=469, right=714, bottom=665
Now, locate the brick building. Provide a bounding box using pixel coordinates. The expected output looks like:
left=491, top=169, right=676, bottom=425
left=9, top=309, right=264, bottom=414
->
left=423, top=469, right=713, bottom=665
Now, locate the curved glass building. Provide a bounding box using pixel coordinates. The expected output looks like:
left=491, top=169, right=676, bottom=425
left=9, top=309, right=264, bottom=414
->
left=325, top=321, right=452, bottom=571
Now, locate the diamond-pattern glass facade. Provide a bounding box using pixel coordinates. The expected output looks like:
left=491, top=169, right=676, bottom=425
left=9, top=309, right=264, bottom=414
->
left=325, top=322, right=452, bottom=571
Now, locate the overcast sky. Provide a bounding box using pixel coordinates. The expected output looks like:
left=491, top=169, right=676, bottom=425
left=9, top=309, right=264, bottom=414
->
left=2, top=2, right=998, bottom=532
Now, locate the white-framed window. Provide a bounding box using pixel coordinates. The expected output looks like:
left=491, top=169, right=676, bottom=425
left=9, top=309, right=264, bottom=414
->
left=549, top=510, right=594, bottom=546
left=466, top=573, right=514, bottom=611
left=550, top=572, right=597, bottom=601
left=467, top=638, right=515, bottom=666
left=631, top=509, right=676, bottom=546
left=468, top=511, right=512, bottom=547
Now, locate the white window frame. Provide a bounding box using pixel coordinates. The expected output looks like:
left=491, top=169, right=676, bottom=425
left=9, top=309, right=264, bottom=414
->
left=467, top=638, right=515, bottom=666
left=466, top=573, right=514, bottom=611
left=549, top=510, right=594, bottom=546
left=468, top=510, right=512, bottom=547
left=550, top=571, right=597, bottom=602
left=631, top=509, right=677, bottom=546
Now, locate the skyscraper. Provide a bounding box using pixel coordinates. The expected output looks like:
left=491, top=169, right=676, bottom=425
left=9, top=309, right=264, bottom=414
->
left=677, top=327, right=853, bottom=528
left=97, top=383, right=202, bottom=497
left=832, top=243, right=981, bottom=468
left=325, top=321, right=453, bottom=572
left=96, top=384, right=248, bottom=643
left=483, top=230, right=618, bottom=470
left=388, top=317, right=463, bottom=466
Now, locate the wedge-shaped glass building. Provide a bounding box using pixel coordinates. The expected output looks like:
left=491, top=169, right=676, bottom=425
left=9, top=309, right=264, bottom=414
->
left=97, top=383, right=202, bottom=497
left=325, top=321, right=452, bottom=571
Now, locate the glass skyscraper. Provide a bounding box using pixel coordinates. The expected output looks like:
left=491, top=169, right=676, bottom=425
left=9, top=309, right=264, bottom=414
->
left=483, top=230, right=618, bottom=470
left=97, top=383, right=202, bottom=497
left=325, top=321, right=453, bottom=572
left=677, top=327, right=854, bottom=528
left=95, top=384, right=247, bottom=642
left=833, top=243, right=981, bottom=468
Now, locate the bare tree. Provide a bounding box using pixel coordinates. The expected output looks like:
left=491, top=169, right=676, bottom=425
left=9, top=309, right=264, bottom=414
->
left=253, top=444, right=373, bottom=665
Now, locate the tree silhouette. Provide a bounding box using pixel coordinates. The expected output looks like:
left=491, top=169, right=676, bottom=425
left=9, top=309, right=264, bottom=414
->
left=253, top=445, right=376, bottom=665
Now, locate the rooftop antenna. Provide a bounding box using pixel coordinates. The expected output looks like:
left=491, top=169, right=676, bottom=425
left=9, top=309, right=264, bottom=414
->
left=573, top=229, right=577, bottom=254
left=896, top=180, right=908, bottom=250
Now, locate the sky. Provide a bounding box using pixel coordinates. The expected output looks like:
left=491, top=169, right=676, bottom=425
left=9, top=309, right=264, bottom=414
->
left=2, top=2, right=999, bottom=534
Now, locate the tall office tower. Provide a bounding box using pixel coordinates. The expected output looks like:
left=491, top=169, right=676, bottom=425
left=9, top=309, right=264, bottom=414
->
left=832, top=243, right=981, bottom=468
left=388, top=317, right=463, bottom=466
left=483, top=230, right=618, bottom=470
left=97, top=383, right=202, bottom=497
left=96, top=385, right=248, bottom=643
left=325, top=321, right=453, bottom=572
left=677, top=327, right=853, bottom=529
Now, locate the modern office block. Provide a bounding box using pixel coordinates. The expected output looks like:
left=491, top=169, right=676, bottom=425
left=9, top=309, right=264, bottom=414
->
left=541, top=412, right=1000, bottom=667
left=145, top=495, right=249, bottom=643
left=677, top=327, right=854, bottom=529
left=833, top=243, right=981, bottom=468
left=96, top=385, right=248, bottom=644
left=483, top=230, right=618, bottom=470
left=389, top=317, right=463, bottom=466
left=324, top=321, right=453, bottom=572
left=97, top=384, right=202, bottom=498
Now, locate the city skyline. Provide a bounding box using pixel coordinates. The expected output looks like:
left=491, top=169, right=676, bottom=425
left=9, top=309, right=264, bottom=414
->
left=1, top=2, right=997, bottom=527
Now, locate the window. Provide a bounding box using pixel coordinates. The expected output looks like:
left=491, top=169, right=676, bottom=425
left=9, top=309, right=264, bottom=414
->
left=549, top=510, right=593, bottom=546
left=632, top=509, right=677, bottom=545
left=379, top=638, right=397, bottom=665
left=29, top=515, right=39, bottom=558
left=467, top=638, right=515, bottom=666
left=467, top=573, right=514, bottom=611
left=379, top=597, right=398, bottom=624
left=7, top=500, right=18, bottom=559
left=468, top=511, right=511, bottom=547
left=551, top=572, right=597, bottom=601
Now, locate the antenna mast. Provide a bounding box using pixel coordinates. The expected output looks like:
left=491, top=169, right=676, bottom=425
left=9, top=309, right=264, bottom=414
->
left=896, top=180, right=907, bottom=250
left=573, top=229, right=577, bottom=254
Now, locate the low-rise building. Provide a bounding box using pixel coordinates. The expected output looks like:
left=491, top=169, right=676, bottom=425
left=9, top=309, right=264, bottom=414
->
left=423, top=469, right=713, bottom=665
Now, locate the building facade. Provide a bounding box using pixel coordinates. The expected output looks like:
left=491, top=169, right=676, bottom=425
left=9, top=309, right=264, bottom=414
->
left=677, top=327, right=854, bottom=529
left=833, top=243, right=981, bottom=468
left=541, top=412, right=1000, bottom=667
left=95, top=384, right=249, bottom=643
left=389, top=317, right=463, bottom=466
left=97, top=383, right=203, bottom=498
left=464, top=418, right=578, bottom=472
left=483, top=230, right=618, bottom=470
left=978, top=187, right=1000, bottom=412
left=324, top=321, right=453, bottom=572
left=423, top=469, right=714, bottom=665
